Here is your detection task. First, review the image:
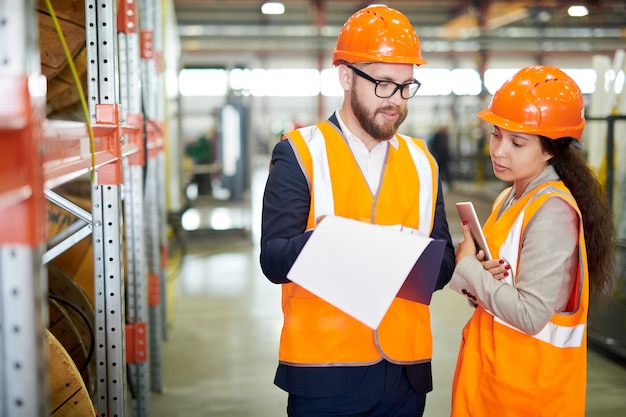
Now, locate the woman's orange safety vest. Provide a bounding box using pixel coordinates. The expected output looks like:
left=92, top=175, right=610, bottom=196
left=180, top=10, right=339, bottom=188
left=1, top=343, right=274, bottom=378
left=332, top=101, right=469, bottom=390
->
left=279, top=121, right=439, bottom=366
left=451, top=181, right=588, bottom=417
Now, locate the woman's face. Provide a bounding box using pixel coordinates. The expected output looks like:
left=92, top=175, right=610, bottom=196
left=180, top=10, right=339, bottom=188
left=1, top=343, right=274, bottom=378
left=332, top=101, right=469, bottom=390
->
left=489, top=126, right=552, bottom=193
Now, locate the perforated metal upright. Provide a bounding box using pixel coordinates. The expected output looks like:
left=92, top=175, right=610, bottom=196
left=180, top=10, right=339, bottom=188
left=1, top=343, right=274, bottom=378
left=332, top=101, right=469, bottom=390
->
left=139, top=0, right=166, bottom=393
left=85, top=1, right=128, bottom=415
left=118, top=0, right=151, bottom=415
left=0, top=1, right=49, bottom=416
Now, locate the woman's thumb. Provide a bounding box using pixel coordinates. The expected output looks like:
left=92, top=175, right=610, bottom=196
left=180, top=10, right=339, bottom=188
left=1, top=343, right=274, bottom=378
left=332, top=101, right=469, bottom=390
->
left=461, top=220, right=473, bottom=240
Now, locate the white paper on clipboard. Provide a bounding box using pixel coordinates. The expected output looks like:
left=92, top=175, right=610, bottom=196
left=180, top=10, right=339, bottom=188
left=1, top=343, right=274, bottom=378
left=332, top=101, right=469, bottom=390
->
left=455, top=201, right=492, bottom=260
left=286, top=215, right=445, bottom=329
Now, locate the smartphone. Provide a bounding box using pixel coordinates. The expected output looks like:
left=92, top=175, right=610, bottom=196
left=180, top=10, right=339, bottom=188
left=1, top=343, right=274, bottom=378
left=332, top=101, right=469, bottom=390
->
left=455, top=201, right=492, bottom=260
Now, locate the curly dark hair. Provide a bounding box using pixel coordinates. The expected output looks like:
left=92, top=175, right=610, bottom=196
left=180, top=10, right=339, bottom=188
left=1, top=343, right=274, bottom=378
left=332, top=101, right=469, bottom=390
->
left=541, top=136, right=617, bottom=304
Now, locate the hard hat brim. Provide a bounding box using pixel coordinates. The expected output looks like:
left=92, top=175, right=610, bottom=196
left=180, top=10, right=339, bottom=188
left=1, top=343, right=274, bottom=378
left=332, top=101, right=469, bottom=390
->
left=333, top=51, right=427, bottom=66
left=478, top=108, right=584, bottom=148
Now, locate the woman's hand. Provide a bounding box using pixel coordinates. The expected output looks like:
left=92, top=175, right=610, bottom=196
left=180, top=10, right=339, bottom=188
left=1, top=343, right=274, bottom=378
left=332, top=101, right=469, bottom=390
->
left=455, top=219, right=478, bottom=263
left=480, top=258, right=510, bottom=281
left=456, top=219, right=510, bottom=279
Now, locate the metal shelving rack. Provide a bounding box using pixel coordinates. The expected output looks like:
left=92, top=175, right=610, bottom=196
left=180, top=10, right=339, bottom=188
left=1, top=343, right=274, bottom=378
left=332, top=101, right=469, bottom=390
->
left=118, top=0, right=151, bottom=415
left=0, top=1, right=49, bottom=414
left=0, top=0, right=168, bottom=416
left=138, top=0, right=167, bottom=395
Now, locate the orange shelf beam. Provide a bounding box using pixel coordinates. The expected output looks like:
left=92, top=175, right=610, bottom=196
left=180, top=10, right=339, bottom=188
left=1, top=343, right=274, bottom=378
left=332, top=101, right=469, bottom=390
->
left=42, top=104, right=140, bottom=188
left=0, top=74, right=46, bottom=246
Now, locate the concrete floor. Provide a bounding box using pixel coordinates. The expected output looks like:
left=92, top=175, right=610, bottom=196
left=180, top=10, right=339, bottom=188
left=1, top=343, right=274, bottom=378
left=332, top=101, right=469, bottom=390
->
left=150, top=162, right=626, bottom=417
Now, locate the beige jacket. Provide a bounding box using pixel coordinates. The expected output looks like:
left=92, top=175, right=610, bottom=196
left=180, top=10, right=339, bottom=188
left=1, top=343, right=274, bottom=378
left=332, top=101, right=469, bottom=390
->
left=450, top=165, right=579, bottom=334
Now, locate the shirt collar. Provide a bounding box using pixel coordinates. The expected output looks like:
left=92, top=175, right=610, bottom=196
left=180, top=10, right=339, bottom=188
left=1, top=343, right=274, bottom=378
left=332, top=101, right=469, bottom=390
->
left=334, top=110, right=399, bottom=150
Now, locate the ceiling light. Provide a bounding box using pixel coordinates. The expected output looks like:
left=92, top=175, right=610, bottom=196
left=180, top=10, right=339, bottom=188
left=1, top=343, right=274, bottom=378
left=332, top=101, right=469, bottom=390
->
left=261, top=2, right=285, bottom=15
left=567, top=5, right=588, bottom=17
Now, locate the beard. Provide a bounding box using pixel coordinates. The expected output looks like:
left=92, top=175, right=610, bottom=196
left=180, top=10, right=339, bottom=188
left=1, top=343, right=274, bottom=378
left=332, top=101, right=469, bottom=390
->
left=351, top=92, right=408, bottom=141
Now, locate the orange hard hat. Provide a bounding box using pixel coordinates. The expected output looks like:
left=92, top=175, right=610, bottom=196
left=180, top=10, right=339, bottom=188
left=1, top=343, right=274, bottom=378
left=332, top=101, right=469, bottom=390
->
left=478, top=65, right=585, bottom=144
left=332, top=6, right=426, bottom=66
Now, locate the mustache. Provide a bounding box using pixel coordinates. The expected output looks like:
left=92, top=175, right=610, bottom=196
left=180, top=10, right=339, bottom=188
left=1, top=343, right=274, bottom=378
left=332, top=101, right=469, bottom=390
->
left=376, top=105, right=403, bottom=114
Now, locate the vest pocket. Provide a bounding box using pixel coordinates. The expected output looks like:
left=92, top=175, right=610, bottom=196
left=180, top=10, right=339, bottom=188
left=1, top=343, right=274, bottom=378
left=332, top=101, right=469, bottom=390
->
left=470, top=369, right=541, bottom=416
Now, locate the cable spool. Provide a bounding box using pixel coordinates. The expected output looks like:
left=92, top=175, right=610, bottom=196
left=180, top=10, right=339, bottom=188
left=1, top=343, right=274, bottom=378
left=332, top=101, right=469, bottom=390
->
left=38, top=0, right=88, bottom=117
left=48, top=263, right=96, bottom=397
left=47, top=328, right=95, bottom=416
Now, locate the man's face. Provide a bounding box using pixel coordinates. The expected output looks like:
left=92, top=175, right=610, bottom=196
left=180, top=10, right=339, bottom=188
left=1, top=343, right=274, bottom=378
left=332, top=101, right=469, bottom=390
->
left=349, top=63, right=412, bottom=141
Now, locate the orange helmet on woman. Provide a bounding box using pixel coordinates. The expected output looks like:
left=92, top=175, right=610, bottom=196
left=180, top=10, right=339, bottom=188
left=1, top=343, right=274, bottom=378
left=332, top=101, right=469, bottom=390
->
left=478, top=65, right=585, bottom=145
left=332, top=6, right=427, bottom=66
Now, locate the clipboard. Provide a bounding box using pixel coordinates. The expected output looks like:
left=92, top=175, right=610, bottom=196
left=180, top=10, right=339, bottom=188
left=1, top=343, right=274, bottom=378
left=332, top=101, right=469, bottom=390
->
left=396, top=238, right=446, bottom=304
left=286, top=215, right=446, bottom=329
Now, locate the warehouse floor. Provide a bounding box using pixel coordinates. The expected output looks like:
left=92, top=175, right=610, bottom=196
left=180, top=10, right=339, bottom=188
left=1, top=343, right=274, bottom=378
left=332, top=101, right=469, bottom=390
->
left=150, top=161, right=626, bottom=417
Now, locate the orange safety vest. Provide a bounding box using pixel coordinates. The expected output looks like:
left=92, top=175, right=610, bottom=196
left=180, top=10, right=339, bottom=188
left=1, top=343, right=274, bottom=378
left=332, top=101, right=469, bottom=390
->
left=451, top=182, right=588, bottom=417
left=279, top=121, right=439, bottom=366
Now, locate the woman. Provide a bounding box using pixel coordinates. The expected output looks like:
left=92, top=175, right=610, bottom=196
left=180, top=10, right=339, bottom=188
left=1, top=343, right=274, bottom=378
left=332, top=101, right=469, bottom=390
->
left=450, top=65, right=616, bottom=417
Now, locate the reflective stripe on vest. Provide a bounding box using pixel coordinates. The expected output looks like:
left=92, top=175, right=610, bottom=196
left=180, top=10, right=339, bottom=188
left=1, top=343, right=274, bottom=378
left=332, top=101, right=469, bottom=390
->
left=400, top=133, right=435, bottom=234
left=494, top=313, right=586, bottom=348
left=297, top=124, right=335, bottom=221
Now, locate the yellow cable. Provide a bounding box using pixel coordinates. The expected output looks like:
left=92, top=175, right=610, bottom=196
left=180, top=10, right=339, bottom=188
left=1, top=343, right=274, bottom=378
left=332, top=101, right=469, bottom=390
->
left=44, top=0, right=96, bottom=182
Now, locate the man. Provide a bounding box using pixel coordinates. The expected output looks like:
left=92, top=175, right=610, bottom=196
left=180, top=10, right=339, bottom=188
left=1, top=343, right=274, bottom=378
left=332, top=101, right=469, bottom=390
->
left=259, top=6, right=455, bottom=416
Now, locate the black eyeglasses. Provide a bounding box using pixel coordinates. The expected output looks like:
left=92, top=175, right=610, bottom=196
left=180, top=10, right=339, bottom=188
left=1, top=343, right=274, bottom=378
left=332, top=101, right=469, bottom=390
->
left=347, top=64, right=421, bottom=99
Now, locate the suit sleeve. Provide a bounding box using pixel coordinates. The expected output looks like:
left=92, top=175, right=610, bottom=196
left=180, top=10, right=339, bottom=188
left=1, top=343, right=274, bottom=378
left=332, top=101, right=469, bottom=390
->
left=431, top=180, right=455, bottom=290
left=259, top=139, right=313, bottom=284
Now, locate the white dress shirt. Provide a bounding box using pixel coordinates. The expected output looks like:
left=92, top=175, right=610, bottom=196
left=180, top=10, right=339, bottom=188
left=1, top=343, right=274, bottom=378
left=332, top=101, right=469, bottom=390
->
left=335, top=110, right=399, bottom=195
